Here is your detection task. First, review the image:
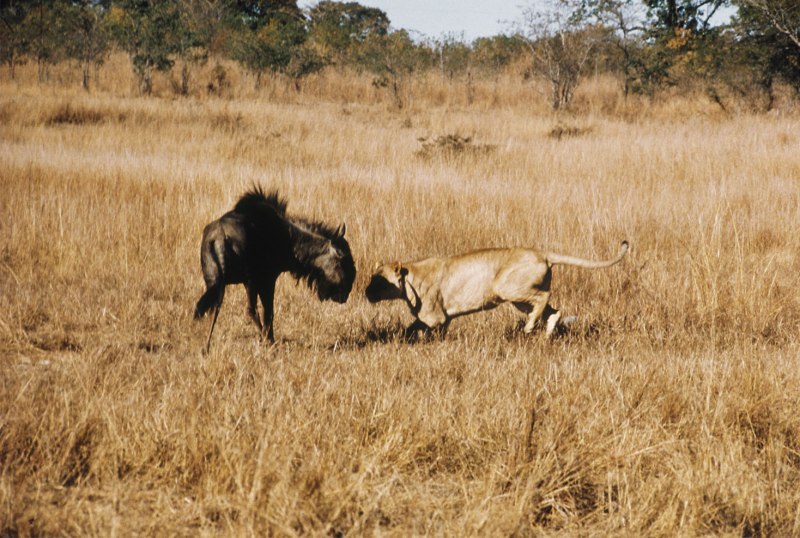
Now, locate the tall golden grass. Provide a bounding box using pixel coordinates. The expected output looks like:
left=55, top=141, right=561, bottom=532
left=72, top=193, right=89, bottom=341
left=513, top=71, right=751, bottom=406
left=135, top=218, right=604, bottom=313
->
left=1, top=57, right=799, bottom=536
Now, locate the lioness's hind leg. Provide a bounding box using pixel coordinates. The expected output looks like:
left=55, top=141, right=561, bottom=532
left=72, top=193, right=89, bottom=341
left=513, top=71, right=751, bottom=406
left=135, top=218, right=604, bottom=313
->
left=514, top=299, right=561, bottom=336
left=544, top=305, right=562, bottom=338
left=520, top=292, right=550, bottom=334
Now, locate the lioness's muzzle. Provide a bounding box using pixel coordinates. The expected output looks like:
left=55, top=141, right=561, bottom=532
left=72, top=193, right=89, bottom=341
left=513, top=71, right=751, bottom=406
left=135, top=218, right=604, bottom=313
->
left=365, top=275, right=390, bottom=303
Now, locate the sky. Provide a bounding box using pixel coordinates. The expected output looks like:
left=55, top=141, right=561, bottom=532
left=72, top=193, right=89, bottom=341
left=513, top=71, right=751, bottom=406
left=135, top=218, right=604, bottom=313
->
left=298, top=1, right=528, bottom=41
left=298, top=1, right=738, bottom=41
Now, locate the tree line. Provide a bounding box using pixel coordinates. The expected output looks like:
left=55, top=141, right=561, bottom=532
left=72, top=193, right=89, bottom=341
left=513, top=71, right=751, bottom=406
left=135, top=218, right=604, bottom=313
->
left=1, top=0, right=798, bottom=110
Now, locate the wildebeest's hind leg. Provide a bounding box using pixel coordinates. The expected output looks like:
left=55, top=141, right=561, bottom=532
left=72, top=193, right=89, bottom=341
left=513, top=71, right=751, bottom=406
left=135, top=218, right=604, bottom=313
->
left=245, top=282, right=263, bottom=333
left=257, top=277, right=277, bottom=343
left=205, top=284, right=225, bottom=353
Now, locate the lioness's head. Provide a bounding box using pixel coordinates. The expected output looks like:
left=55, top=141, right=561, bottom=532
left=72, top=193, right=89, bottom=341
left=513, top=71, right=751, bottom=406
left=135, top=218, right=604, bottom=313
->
left=365, top=263, right=408, bottom=303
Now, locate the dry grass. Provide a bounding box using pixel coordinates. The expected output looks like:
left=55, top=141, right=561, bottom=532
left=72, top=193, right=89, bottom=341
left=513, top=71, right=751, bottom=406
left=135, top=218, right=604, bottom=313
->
left=2, top=60, right=800, bottom=536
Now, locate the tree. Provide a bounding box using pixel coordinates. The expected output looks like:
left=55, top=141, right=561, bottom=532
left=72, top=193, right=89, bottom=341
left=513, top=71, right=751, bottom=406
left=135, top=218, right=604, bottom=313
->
left=107, top=1, right=182, bottom=94
left=472, top=34, right=527, bottom=75
left=356, top=29, right=424, bottom=108
left=520, top=0, right=603, bottom=109
left=731, top=0, right=800, bottom=96
left=430, top=33, right=471, bottom=80
left=284, top=42, right=324, bottom=89
left=734, top=0, right=800, bottom=49
left=230, top=6, right=308, bottom=89
left=582, top=0, right=647, bottom=96
left=306, top=1, right=389, bottom=66
left=226, top=0, right=318, bottom=89
left=635, top=0, right=729, bottom=93
left=644, top=0, right=728, bottom=33
left=170, top=0, right=216, bottom=95
left=0, top=1, right=30, bottom=79
left=694, top=26, right=779, bottom=110
left=58, top=0, right=111, bottom=91
left=23, top=1, right=65, bottom=83
left=233, top=0, right=303, bottom=29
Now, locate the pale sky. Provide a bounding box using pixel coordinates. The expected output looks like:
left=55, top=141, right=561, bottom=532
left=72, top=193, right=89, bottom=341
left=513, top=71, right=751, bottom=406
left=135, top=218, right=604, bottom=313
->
left=299, top=1, right=528, bottom=41
left=299, top=1, right=738, bottom=41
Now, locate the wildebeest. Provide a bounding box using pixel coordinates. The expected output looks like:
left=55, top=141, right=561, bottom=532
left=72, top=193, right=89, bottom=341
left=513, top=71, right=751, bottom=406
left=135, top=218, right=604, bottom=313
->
left=194, top=187, right=356, bottom=351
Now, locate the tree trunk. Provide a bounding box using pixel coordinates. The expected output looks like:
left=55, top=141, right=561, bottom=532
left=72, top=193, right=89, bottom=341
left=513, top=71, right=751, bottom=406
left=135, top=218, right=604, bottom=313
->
left=6, top=52, right=15, bottom=80
left=82, top=63, right=90, bottom=92
left=181, top=63, right=190, bottom=96
left=391, top=75, right=403, bottom=109
left=140, top=69, right=153, bottom=95
left=466, top=70, right=474, bottom=106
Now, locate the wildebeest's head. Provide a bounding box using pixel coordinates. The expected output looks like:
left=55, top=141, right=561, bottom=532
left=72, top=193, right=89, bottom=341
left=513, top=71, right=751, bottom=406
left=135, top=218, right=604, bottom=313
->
left=365, top=262, right=407, bottom=303
left=309, top=224, right=356, bottom=304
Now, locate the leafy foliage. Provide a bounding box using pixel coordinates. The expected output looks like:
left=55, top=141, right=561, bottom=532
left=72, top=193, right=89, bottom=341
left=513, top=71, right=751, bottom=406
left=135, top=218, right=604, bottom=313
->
left=732, top=0, right=800, bottom=94
left=106, top=1, right=182, bottom=93
left=520, top=0, right=603, bottom=109
left=0, top=1, right=31, bottom=78
left=307, top=1, right=388, bottom=65
left=1, top=0, right=800, bottom=108
left=356, top=29, right=425, bottom=108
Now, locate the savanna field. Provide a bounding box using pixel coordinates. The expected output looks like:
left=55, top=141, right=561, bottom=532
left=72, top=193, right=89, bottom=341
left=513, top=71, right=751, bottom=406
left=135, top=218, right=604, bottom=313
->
left=2, top=59, right=800, bottom=536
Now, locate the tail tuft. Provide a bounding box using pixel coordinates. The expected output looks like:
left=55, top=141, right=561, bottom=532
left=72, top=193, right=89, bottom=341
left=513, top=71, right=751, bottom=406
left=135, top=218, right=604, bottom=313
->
left=194, top=285, right=221, bottom=319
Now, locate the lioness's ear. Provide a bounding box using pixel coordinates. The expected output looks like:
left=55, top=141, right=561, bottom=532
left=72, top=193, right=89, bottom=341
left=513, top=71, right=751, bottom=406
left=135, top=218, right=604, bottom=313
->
left=395, top=264, right=408, bottom=277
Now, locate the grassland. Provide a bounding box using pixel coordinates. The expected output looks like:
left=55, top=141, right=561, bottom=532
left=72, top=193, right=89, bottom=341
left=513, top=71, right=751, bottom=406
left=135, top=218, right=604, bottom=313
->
left=1, top=60, right=800, bottom=536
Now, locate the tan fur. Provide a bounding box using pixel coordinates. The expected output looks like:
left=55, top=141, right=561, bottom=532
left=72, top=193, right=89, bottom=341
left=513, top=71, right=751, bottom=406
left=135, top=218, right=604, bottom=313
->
left=365, top=241, right=629, bottom=339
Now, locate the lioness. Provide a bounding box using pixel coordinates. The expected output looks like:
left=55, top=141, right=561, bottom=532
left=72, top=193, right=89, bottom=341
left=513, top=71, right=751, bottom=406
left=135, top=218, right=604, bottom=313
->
left=365, top=240, right=628, bottom=339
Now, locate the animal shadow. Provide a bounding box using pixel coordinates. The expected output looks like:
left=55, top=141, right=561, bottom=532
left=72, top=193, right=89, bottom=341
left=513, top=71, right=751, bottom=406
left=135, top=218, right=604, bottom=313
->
left=328, top=320, right=414, bottom=350
left=504, top=315, right=601, bottom=342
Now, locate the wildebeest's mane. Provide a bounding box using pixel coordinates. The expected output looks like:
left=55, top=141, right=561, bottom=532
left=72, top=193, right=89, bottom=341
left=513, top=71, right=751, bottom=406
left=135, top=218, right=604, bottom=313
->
left=291, top=217, right=341, bottom=242
left=229, top=185, right=354, bottom=295
left=233, top=186, right=346, bottom=245
left=233, top=185, right=288, bottom=217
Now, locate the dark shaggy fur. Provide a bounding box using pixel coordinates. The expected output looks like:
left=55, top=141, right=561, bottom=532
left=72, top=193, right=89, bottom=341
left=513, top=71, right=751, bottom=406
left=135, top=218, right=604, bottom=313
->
left=194, top=186, right=356, bottom=351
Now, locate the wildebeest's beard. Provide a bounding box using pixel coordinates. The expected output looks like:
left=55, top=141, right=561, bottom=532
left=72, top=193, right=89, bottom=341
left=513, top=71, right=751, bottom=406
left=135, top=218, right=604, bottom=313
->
left=294, top=234, right=356, bottom=304
left=334, top=235, right=356, bottom=299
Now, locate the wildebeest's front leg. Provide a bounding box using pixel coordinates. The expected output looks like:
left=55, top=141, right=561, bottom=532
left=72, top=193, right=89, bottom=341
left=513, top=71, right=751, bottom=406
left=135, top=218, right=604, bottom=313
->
left=245, top=282, right=263, bottom=333
left=257, top=277, right=277, bottom=343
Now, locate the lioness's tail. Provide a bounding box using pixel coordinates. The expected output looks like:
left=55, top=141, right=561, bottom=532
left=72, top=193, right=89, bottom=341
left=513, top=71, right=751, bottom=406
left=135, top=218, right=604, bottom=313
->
left=547, top=240, right=629, bottom=269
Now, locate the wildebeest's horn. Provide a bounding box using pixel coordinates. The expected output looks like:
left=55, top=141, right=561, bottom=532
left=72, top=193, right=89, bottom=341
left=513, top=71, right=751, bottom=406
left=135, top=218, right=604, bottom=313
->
left=336, top=223, right=346, bottom=237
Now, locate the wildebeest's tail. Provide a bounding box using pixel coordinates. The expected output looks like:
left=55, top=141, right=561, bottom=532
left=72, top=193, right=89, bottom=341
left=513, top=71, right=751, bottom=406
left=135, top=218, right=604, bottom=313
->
left=547, top=240, right=629, bottom=269
left=194, top=285, right=221, bottom=319
left=194, top=234, right=227, bottom=319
